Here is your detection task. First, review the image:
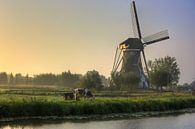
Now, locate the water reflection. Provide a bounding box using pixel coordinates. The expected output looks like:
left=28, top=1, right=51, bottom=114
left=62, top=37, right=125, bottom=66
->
left=1, top=113, right=195, bottom=129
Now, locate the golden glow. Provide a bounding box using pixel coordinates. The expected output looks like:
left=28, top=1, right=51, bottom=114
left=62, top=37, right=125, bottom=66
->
left=0, top=0, right=195, bottom=84
left=0, top=1, right=116, bottom=76
left=119, top=44, right=129, bottom=49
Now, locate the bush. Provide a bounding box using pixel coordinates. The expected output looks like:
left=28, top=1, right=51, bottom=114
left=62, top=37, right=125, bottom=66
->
left=0, top=94, right=195, bottom=118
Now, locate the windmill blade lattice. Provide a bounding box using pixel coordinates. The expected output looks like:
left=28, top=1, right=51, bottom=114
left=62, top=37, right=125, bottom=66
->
left=143, top=30, right=169, bottom=45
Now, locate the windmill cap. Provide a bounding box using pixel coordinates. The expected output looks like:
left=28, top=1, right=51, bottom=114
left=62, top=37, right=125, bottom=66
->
left=119, top=38, right=143, bottom=49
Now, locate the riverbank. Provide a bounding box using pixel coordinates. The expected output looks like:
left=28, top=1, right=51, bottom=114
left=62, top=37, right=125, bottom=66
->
left=1, top=108, right=195, bottom=123
left=1, top=94, right=195, bottom=122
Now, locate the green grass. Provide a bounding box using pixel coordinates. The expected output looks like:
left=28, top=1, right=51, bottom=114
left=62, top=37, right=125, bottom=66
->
left=0, top=93, right=195, bottom=119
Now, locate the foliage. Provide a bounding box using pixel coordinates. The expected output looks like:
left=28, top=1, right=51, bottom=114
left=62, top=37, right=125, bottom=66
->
left=0, top=71, right=107, bottom=89
left=100, top=75, right=109, bottom=87
left=121, top=72, right=140, bottom=90
left=110, top=72, right=123, bottom=90
left=15, top=73, right=27, bottom=85
left=25, top=74, right=29, bottom=85
left=148, top=56, right=180, bottom=89
left=0, top=72, right=8, bottom=84
left=150, top=70, right=169, bottom=90
left=33, top=73, right=57, bottom=85
left=9, top=73, right=14, bottom=85
left=58, top=70, right=81, bottom=87
left=0, top=94, right=195, bottom=118
left=80, top=70, right=103, bottom=90
left=111, top=72, right=140, bottom=91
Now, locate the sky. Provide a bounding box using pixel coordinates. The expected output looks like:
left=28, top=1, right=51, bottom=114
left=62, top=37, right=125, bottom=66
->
left=0, top=0, right=195, bottom=84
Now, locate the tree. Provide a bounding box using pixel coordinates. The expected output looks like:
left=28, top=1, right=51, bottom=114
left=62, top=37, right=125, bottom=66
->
left=100, top=75, right=109, bottom=87
left=150, top=69, right=170, bottom=90
left=25, top=74, right=29, bottom=85
left=0, top=72, right=8, bottom=84
left=148, top=56, right=180, bottom=90
left=121, top=72, right=140, bottom=91
left=9, top=73, right=14, bottom=85
left=15, top=73, right=24, bottom=85
left=59, top=70, right=81, bottom=87
left=111, top=72, right=140, bottom=91
left=110, top=72, right=123, bottom=90
left=81, top=70, right=103, bottom=90
left=33, top=73, right=57, bottom=85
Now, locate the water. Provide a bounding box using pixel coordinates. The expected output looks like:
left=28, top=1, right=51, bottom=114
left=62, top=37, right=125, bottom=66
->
left=1, top=113, right=195, bottom=129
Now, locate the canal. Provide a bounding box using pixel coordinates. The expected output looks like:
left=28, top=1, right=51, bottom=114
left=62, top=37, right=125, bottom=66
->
left=1, top=113, right=195, bottom=129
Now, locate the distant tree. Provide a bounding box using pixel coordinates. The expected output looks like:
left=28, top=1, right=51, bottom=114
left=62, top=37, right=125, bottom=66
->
left=177, top=83, right=190, bottom=91
left=59, top=70, right=81, bottom=87
left=148, top=56, right=180, bottom=90
left=150, top=69, right=170, bottom=90
left=81, top=70, right=103, bottom=90
left=25, top=74, right=29, bottom=85
left=33, top=73, right=57, bottom=85
left=121, top=72, right=140, bottom=91
left=100, top=75, right=109, bottom=88
left=15, top=73, right=24, bottom=85
left=111, top=72, right=140, bottom=91
left=9, top=73, right=14, bottom=85
left=26, top=75, right=33, bottom=85
left=110, top=72, right=123, bottom=90
left=0, top=72, right=8, bottom=84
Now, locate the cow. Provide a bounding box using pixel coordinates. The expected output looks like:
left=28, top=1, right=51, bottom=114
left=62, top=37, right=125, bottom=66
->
left=84, top=90, right=95, bottom=100
left=63, top=92, right=74, bottom=100
left=73, top=88, right=85, bottom=96
left=73, top=88, right=95, bottom=100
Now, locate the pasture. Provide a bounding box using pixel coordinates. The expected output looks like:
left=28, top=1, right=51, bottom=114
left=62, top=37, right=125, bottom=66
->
left=0, top=87, right=195, bottom=119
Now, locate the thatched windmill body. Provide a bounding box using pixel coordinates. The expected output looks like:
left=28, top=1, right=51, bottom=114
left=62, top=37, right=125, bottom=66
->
left=112, top=1, right=170, bottom=88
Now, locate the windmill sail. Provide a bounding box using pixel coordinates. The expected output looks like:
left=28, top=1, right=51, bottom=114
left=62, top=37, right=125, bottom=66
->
left=131, top=1, right=142, bottom=39
left=143, top=30, right=169, bottom=45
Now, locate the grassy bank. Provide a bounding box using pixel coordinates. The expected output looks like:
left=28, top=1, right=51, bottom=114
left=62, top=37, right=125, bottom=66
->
left=0, top=94, right=195, bottom=119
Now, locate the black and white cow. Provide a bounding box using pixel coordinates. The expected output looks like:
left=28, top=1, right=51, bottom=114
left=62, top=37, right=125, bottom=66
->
left=73, top=88, right=95, bottom=100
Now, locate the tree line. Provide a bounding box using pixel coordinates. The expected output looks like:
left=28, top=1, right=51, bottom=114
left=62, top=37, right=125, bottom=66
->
left=0, top=56, right=181, bottom=91
left=0, top=70, right=107, bottom=90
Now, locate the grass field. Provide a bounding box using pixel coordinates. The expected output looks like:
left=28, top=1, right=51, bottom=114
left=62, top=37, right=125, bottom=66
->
left=0, top=84, right=191, bottom=97
left=0, top=92, right=195, bottom=119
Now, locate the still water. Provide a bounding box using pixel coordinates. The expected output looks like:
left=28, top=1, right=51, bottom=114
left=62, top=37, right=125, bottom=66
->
left=1, top=113, right=195, bottom=129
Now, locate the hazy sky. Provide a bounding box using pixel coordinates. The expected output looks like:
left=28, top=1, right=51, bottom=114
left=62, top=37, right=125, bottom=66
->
left=0, top=0, right=195, bottom=84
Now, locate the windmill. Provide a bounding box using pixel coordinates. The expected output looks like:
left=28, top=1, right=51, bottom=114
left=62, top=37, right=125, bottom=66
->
left=111, top=1, right=170, bottom=88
